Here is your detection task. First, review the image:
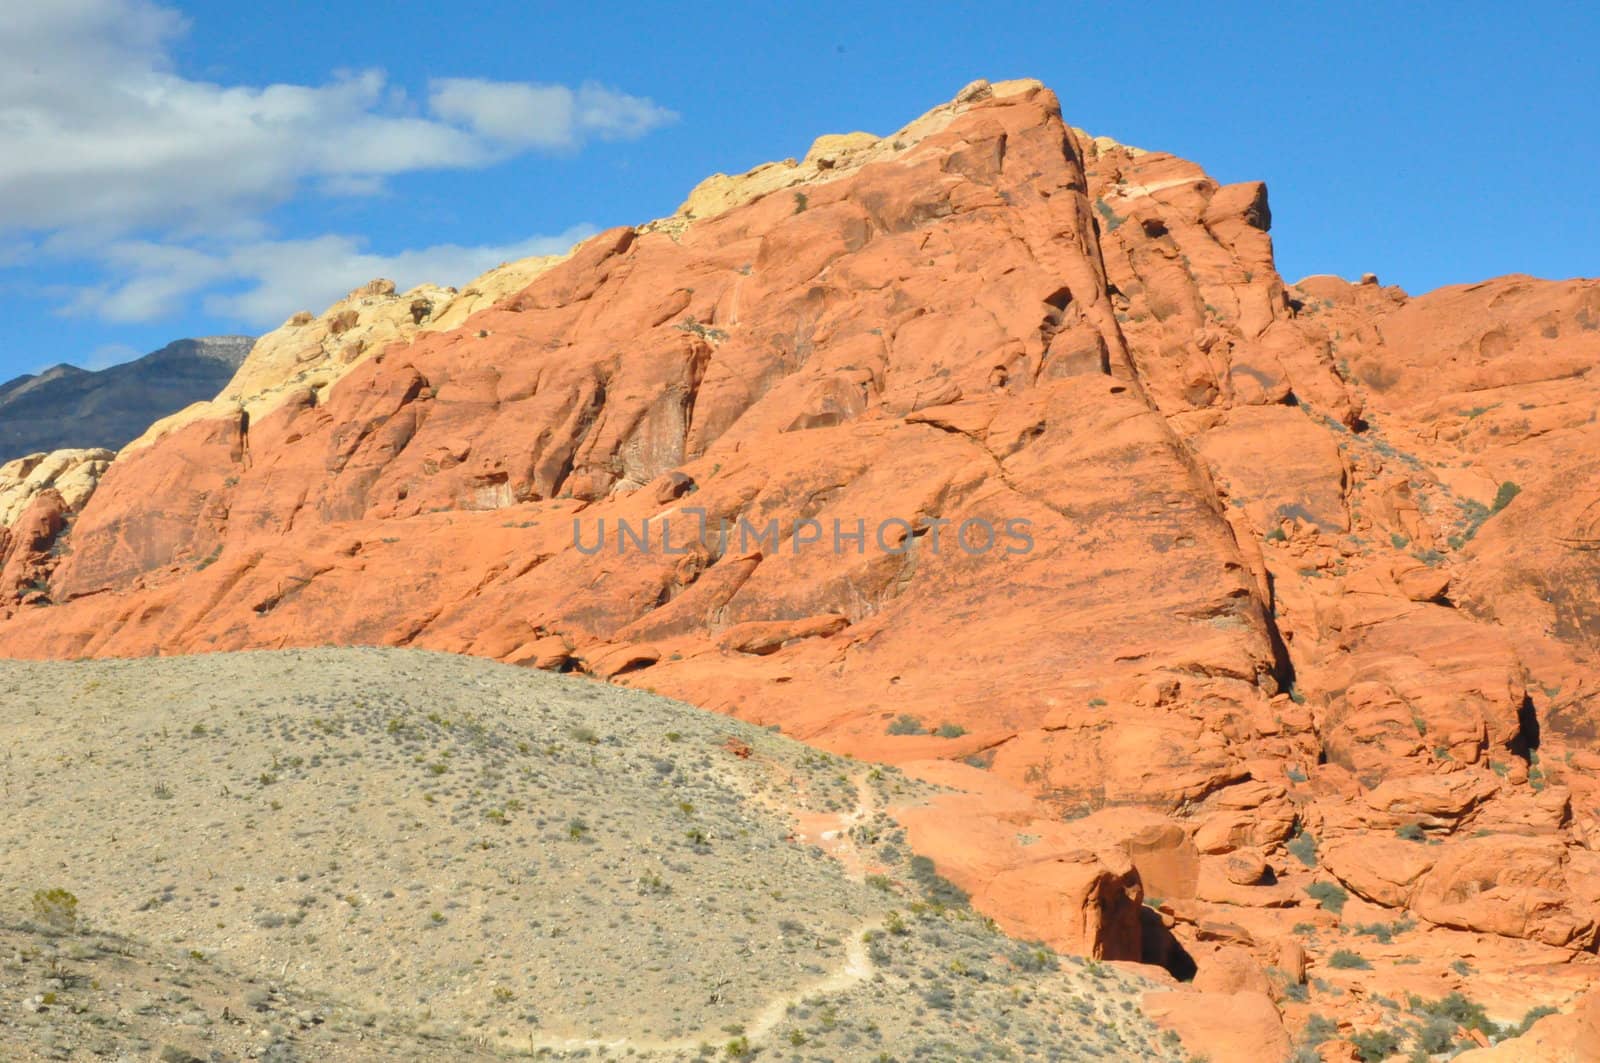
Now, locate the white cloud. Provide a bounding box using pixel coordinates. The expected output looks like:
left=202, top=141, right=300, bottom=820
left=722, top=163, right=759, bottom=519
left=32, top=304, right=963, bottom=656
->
left=0, top=1, right=673, bottom=334
left=69, top=226, right=598, bottom=326
left=0, top=3, right=674, bottom=236
left=428, top=79, right=676, bottom=150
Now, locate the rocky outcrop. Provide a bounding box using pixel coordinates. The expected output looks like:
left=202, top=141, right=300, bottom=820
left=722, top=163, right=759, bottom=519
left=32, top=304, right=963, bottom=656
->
left=126, top=254, right=571, bottom=453
left=0, top=448, right=112, bottom=606
left=0, top=336, right=251, bottom=459
left=0, top=78, right=1597, bottom=1056
left=1455, top=989, right=1600, bottom=1061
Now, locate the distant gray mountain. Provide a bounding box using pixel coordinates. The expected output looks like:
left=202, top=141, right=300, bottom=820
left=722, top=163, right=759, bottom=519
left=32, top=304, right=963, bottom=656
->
left=0, top=335, right=252, bottom=460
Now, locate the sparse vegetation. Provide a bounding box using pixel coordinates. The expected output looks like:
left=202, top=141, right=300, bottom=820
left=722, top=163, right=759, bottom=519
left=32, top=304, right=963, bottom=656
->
left=1092, top=197, right=1125, bottom=231
left=31, top=888, right=80, bottom=932
left=1306, top=881, right=1349, bottom=914
left=1349, top=1027, right=1401, bottom=1062
left=0, top=647, right=1189, bottom=1061
left=1287, top=830, right=1319, bottom=868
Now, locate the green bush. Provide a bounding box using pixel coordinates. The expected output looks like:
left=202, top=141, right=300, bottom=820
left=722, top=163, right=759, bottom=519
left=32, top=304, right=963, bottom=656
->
left=1350, top=1028, right=1401, bottom=1062
left=32, top=888, right=80, bottom=931
left=1306, top=881, right=1347, bottom=914
left=1414, top=1016, right=1457, bottom=1055
left=1302, top=1013, right=1337, bottom=1045
left=1287, top=831, right=1318, bottom=868
left=1012, top=943, right=1057, bottom=972
left=1350, top=921, right=1393, bottom=944
left=1410, top=991, right=1500, bottom=1040
left=1092, top=198, right=1125, bottom=232
left=1327, top=949, right=1370, bottom=970
left=1491, top=481, right=1521, bottom=513
left=886, top=714, right=926, bottom=736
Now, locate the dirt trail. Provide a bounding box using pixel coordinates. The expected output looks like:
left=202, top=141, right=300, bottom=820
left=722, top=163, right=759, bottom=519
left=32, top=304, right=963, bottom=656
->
left=512, top=770, right=885, bottom=1056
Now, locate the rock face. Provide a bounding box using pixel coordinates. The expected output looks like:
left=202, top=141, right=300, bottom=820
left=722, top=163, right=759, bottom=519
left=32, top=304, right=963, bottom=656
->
left=0, top=336, right=252, bottom=459
left=0, top=77, right=1597, bottom=1056
left=0, top=448, right=112, bottom=604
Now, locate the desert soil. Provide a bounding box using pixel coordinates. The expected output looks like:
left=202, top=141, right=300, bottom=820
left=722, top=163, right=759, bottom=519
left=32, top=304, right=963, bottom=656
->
left=0, top=648, right=1187, bottom=1061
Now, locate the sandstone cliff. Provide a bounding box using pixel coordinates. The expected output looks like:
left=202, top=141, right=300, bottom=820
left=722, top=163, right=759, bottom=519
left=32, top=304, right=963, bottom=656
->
left=1, top=78, right=1596, bottom=1059
left=0, top=447, right=112, bottom=604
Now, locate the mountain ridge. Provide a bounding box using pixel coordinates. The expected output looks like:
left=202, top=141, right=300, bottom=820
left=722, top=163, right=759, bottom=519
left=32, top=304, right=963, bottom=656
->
left=0, top=334, right=253, bottom=459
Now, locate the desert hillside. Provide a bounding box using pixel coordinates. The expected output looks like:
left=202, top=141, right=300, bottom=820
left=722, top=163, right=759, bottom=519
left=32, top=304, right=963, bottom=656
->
left=0, top=647, right=1180, bottom=1061
left=1, top=77, right=1598, bottom=1060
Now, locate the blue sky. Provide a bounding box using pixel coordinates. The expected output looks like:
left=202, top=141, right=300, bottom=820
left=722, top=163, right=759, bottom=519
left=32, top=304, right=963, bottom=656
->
left=1, top=1, right=1595, bottom=381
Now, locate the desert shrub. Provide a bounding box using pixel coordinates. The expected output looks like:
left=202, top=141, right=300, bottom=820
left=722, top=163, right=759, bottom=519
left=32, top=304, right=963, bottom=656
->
left=31, top=888, right=79, bottom=931
left=1092, top=198, right=1124, bottom=231
left=1012, top=943, right=1056, bottom=972
left=1491, top=481, right=1521, bottom=513
left=1350, top=1027, right=1401, bottom=1062
left=1287, top=830, right=1318, bottom=868
left=1395, top=822, right=1427, bottom=842
left=934, top=722, right=967, bottom=739
left=1414, top=1016, right=1457, bottom=1054
left=887, top=714, right=927, bottom=736
left=1351, top=921, right=1394, bottom=944
left=1306, top=881, right=1348, bottom=914
left=1302, top=1013, right=1337, bottom=1045
left=1410, top=992, right=1499, bottom=1040
left=1511, top=1005, right=1558, bottom=1037
left=1328, top=950, right=1370, bottom=970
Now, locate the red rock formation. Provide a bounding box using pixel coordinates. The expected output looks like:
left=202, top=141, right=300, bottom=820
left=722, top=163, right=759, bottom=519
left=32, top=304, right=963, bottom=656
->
left=2, top=77, right=1597, bottom=1057
left=0, top=448, right=112, bottom=608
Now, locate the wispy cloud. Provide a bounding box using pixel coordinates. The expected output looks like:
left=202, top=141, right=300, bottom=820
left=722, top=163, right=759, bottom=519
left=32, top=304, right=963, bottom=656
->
left=0, top=1, right=673, bottom=330
left=429, top=78, right=677, bottom=150
left=64, top=227, right=598, bottom=327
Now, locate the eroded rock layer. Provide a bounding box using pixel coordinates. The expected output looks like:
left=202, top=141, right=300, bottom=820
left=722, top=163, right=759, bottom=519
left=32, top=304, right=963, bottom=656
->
left=2, top=78, right=1597, bottom=1055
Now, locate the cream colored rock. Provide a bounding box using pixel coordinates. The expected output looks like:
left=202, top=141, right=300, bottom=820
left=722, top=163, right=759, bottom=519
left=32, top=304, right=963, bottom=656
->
left=125, top=254, right=575, bottom=451
left=420, top=253, right=572, bottom=333
left=1071, top=126, right=1151, bottom=158
left=657, top=78, right=1051, bottom=229
left=0, top=449, right=114, bottom=526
